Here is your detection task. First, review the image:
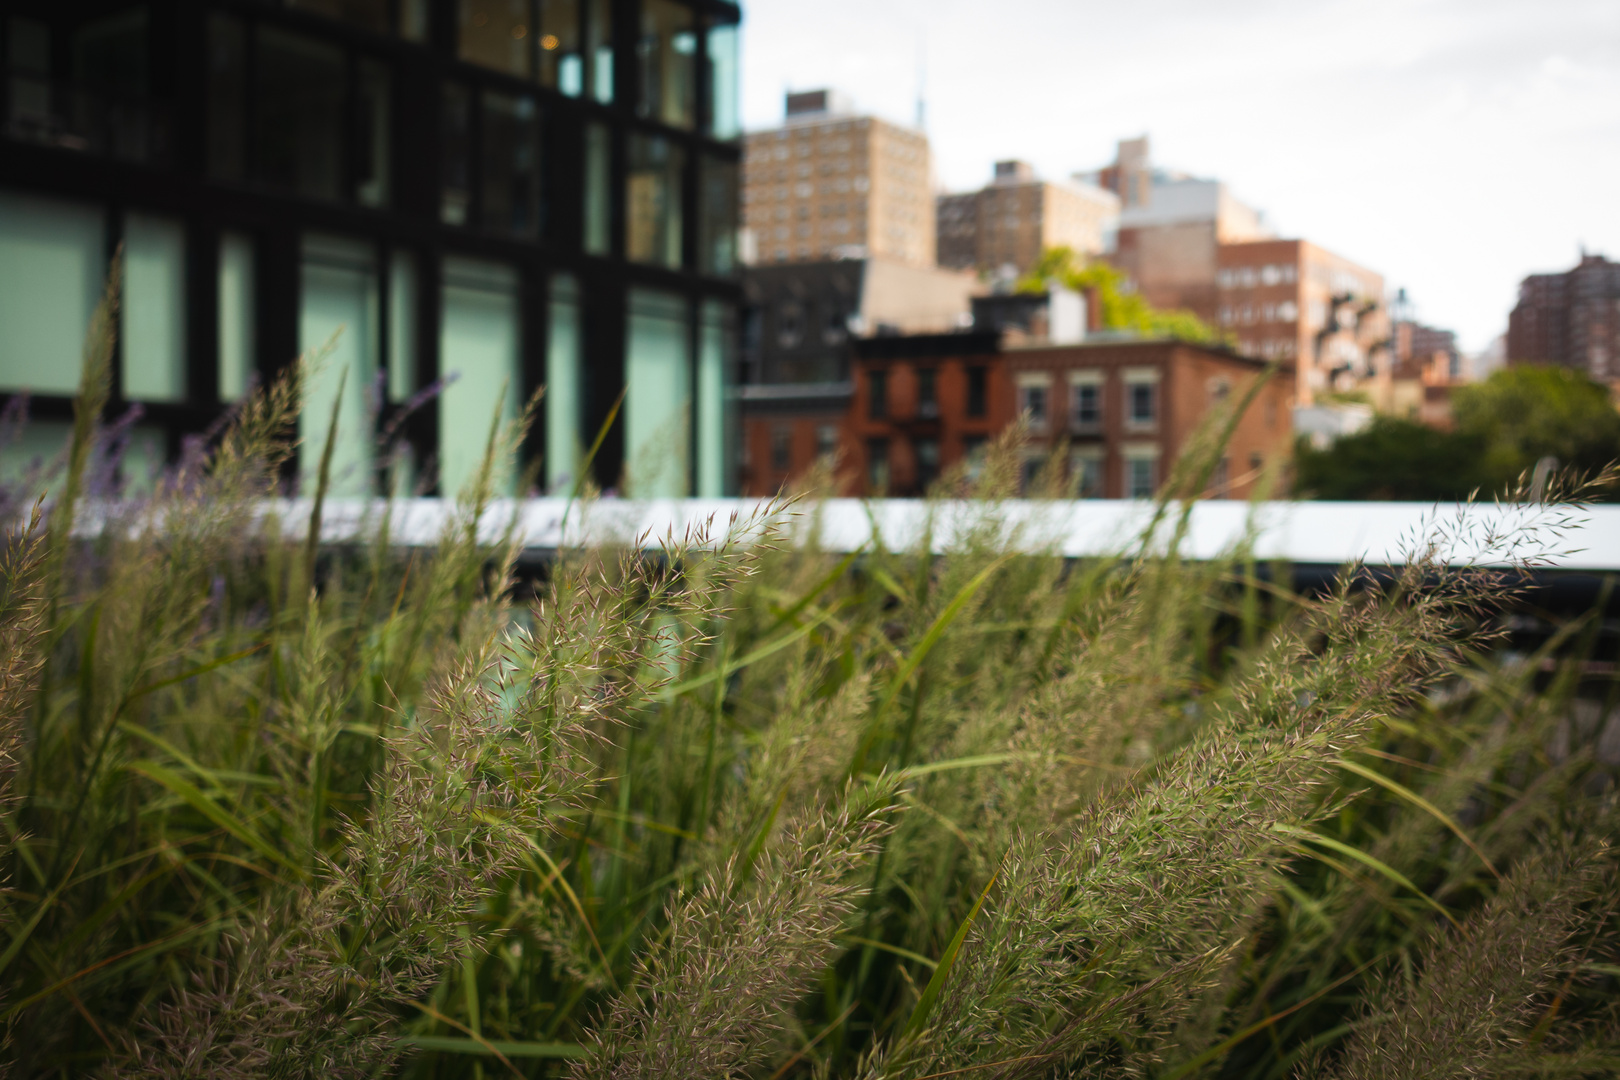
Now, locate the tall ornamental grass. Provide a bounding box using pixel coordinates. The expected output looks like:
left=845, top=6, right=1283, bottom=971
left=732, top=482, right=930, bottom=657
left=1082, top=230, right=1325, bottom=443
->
left=1, top=285, right=1617, bottom=1077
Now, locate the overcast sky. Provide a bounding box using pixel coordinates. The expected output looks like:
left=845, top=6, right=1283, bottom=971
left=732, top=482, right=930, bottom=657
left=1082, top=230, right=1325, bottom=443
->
left=738, top=0, right=1620, bottom=353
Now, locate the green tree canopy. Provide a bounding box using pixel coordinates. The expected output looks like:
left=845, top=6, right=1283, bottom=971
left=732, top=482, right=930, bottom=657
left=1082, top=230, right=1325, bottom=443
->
left=1018, top=246, right=1224, bottom=345
left=1451, top=364, right=1620, bottom=480
left=1294, top=417, right=1491, bottom=501
left=1295, top=365, right=1620, bottom=500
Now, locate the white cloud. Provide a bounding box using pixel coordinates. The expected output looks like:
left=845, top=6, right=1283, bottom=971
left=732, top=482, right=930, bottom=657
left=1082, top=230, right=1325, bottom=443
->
left=739, top=0, right=1620, bottom=350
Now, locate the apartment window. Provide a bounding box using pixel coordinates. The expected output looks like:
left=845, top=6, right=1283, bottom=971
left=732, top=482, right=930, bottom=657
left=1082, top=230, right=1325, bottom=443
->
left=1124, top=369, right=1158, bottom=428
left=287, top=0, right=390, bottom=33
left=916, top=367, right=938, bottom=418
left=0, top=191, right=105, bottom=397
left=256, top=28, right=346, bottom=201
left=546, top=275, right=583, bottom=492
left=1070, top=449, right=1103, bottom=498
left=482, top=91, right=541, bottom=237
left=625, top=289, right=691, bottom=497
left=815, top=424, right=838, bottom=462
left=440, top=257, right=521, bottom=497
left=1069, top=373, right=1102, bottom=431
left=866, top=437, right=890, bottom=492
left=627, top=134, right=684, bottom=268
left=218, top=233, right=256, bottom=402
left=1016, top=373, right=1051, bottom=431
left=699, top=155, right=738, bottom=276
left=123, top=213, right=187, bottom=403
left=1277, top=300, right=1298, bottom=321
left=916, top=438, right=940, bottom=490
left=637, top=0, right=696, bottom=130
left=966, top=364, right=988, bottom=417
left=441, top=83, right=472, bottom=224
left=707, top=22, right=740, bottom=139
left=1124, top=448, right=1159, bottom=499
left=300, top=235, right=379, bottom=496
left=583, top=122, right=612, bottom=254
left=770, top=425, right=791, bottom=471
left=696, top=301, right=733, bottom=497
left=961, top=436, right=988, bottom=481
left=206, top=15, right=247, bottom=179
left=356, top=59, right=391, bottom=207
left=459, top=1, right=535, bottom=78
left=868, top=369, right=887, bottom=419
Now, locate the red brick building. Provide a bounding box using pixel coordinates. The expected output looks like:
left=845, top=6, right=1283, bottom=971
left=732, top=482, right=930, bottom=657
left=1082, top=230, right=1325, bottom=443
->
left=1507, top=253, right=1620, bottom=382
left=1215, top=240, right=1387, bottom=404
left=840, top=334, right=1293, bottom=499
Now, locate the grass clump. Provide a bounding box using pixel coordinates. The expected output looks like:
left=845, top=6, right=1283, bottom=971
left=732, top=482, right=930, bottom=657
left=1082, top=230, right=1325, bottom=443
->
left=1, top=294, right=1618, bottom=1078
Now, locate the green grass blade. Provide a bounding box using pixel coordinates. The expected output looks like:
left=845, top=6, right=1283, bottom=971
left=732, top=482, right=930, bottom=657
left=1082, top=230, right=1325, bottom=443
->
left=400, top=1036, right=587, bottom=1058
left=1274, top=823, right=1458, bottom=927
left=903, top=859, right=1001, bottom=1040
left=1336, top=757, right=1502, bottom=880
left=126, top=761, right=301, bottom=876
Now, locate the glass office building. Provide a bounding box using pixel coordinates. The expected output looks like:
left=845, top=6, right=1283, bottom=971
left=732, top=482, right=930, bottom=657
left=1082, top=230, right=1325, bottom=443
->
left=0, top=0, right=741, bottom=498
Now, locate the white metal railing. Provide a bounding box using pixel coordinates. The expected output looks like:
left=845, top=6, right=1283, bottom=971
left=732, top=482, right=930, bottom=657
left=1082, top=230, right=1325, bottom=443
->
left=112, top=497, right=1620, bottom=570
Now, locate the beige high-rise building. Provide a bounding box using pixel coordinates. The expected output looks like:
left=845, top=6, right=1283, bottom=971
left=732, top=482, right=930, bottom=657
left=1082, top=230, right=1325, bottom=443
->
left=741, top=90, right=934, bottom=268
left=937, top=160, right=1120, bottom=275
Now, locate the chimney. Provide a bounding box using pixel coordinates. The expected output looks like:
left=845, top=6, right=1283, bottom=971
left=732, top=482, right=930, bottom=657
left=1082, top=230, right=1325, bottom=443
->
left=785, top=89, right=852, bottom=118
left=1083, top=287, right=1104, bottom=333
left=992, top=160, right=1035, bottom=183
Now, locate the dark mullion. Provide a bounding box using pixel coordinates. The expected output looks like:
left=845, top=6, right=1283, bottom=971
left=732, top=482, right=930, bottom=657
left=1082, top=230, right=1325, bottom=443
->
left=188, top=221, right=220, bottom=408
left=416, top=246, right=442, bottom=494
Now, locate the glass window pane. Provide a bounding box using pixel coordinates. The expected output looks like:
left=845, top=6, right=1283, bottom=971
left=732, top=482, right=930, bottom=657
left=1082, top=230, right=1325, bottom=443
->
left=299, top=235, right=378, bottom=496
left=459, top=0, right=534, bottom=78
left=218, top=232, right=255, bottom=401
left=482, top=91, right=541, bottom=237
left=697, top=300, right=733, bottom=497
left=627, top=134, right=683, bottom=269
left=706, top=22, right=739, bottom=139
left=356, top=58, right=391, bottom=208
left=587, top=0, right=613, bottom=103
left=123, top=214, right=186, bottom=403
left=545, top=275, right=582, bottom=493
left=286, top=0, right=391, bottom=33
left=255, top=28, right=345, bottom=201
left=625, top=288, right=690, bottom=497
left=538, top=0, right=582, bottom=93
left=637, top=0, right=694, bottom=129
left=442, top=82, right=472, bottom=225
left=699, top=154, right=737, bottom=276
left=583, top=122, right=612, bottom=255
left=387, top=251, right=416, bottom=403
left=0, top=190, right=105, bottom=396
left=205, top=14, right=245, bottom=180
left=400, top=0, right=430, bottom=40
left=439, top=257, right=520, bottom=498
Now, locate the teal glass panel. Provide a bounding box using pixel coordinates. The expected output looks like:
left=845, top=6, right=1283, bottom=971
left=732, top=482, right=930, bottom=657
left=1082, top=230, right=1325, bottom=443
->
left=706, top=23, right=739, bottom=139
left=439, top=257, right=520, bottom=498
left=696, top=300, right=732, bottom=497
left=387, top=251, right=416, bottom=402
left=123, top=213, right=187, bottom=402
left=218, top=232, right=255, bottom=401
left=584, top=122, right=612, bottom=256
left=0, top=190, right=105, bottom=396
left=545, top=275, right=582, bottom=493
left=299, top=235, right=378, bottom=496
left=587, top=0, right=613, bottom=104
left=625, top=288, right=689, bottom=497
